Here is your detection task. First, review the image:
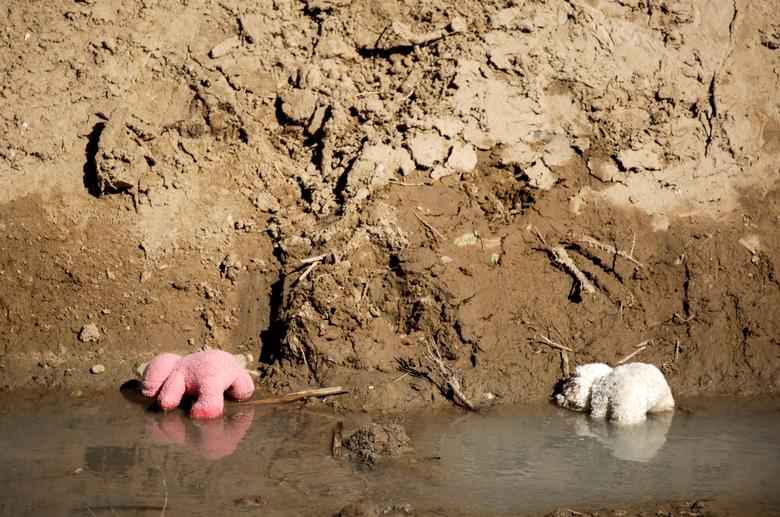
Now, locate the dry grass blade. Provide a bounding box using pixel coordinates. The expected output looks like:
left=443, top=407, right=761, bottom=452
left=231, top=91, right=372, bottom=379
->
left=413, top=211, right=445, bottom=242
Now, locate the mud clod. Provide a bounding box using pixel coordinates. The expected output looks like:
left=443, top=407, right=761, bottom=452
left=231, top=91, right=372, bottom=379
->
left=343, top=423, right=410, bottom=464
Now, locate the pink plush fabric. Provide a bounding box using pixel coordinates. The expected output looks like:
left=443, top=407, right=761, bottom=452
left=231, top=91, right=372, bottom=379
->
left=141, top=350, right=255, bottom=419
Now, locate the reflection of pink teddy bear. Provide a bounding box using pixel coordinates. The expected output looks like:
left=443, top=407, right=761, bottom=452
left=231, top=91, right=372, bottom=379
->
left=141, top=350, right=255, bottom=419
left=145, top=408, right=255, bottom=459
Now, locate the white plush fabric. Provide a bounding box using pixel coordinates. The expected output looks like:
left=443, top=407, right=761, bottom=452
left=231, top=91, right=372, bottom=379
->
left=553, top=363, right=614, bottom=411
left=555, top=362, right=674, bottom=425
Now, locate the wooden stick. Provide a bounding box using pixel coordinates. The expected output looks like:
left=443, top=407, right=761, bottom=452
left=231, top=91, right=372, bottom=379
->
left=533, top=334, right=575, bottom=352
left=240, top=387, right=349, bottom=406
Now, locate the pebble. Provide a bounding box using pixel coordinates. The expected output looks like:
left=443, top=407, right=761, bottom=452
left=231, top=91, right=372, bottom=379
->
left=78, top=323, right=100, bottom=343
left=90, top=364, right=105, bottom=375
left=445, top=142, right=478, bottom=172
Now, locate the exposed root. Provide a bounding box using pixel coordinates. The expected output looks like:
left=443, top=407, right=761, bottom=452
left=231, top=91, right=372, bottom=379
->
left=534, top=227, right=596, bottom=297
left=424, top=339, right=476, bottom=411
left=551, top=246, right=597, bottom=295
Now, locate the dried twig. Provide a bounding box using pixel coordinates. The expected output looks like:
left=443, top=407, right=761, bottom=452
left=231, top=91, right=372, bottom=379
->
left=424, top=340, right=475, bottom=411
left=331, top=421, right=343, bottom=458
left=413, top=211, right=445, bottom=242
left=617, top=339, right=652, bottom=364
left=241, top=387, right=349, bottom=406
left=674, top=337, right=681, bottom=362
left=295, top=261, right=320, bottom=285
left=575, top=234, right=644, bottom=268
left=157, top=466, right=168, bottom=517
left=300, top=254, right=327, bottom=265
left=388, top=178, right=427, bottom=186
left=560, top=349, right=571, bottom=377
left=533, top=334, right=575, bottom=352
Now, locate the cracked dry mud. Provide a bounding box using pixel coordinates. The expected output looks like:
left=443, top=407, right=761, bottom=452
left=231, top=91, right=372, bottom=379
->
left=0, top=0, right=778, bottom=419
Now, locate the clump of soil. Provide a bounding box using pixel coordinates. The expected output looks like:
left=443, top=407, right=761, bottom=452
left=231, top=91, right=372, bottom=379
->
left=343, top=423, right=410, bottom=464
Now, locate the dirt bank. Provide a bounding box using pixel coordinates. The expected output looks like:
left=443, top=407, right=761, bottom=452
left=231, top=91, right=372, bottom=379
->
left=1, top=0, right=778, bottom=411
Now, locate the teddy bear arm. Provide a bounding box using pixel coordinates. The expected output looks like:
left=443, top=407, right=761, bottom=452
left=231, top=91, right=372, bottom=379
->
left=158, top=370, right=186, bottom=411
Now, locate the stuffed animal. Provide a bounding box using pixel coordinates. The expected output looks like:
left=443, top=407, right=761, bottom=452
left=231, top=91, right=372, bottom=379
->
left=554, top=362, right=674, bottom=424
left=141, top=350, right=255, bottom=419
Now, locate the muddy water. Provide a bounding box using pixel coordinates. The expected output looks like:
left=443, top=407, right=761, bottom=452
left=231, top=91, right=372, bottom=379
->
left=0, top=392, right=778, bottom=516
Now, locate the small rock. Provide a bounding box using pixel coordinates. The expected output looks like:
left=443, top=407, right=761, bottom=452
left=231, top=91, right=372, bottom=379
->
left=279, top=89, right=318, bottom=124
left=297, top=64, right=323, bottom=89
left=253, top=192, right=281, bottom=213
left=446, top=142, right=478, bottom=172
left=524, top=161, right=557, bottom=190
left=587, top=156, right=620, bottom=182
left=430, top=165, right=455, bottom=180
left=499, top=141, right=537, bottom=168
left=616, top=147, right=662, bottom=171
left=238, top=14, right=265, bottom=45
left=432, top=116, right=464, bottom=138
left=78, top=324, right=100, bottom=343
left=542, top=136, right=574, bottom=167
left=106, top=270, right=116, bottom=280
left=407, top=131, right=449, bottom=168
left=209, top=35, right=240, bottom=58
left=139, top=270, right=152, bottom=283
left=90, top=364, right=106, bottom=375
left=462, top=121, right=496, bottom=150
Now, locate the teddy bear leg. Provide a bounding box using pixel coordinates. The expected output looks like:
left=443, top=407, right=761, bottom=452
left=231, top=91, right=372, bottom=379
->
left=158, top=371, right=186, bottom=412
left=226, top=369, right=255, bottom=401
left=589, top=377, right=610, bottom=419
left=190, top=392, right=225, bottom=420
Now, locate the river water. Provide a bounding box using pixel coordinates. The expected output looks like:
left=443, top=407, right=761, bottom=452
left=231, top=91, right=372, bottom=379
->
left=0, top=391, right=778, bottom=515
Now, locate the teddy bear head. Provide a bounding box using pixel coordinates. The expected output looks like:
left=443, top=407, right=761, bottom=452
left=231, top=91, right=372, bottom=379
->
left=142, top=353, right=183, bottom=398
left=553, top=362, right=613, bottom=411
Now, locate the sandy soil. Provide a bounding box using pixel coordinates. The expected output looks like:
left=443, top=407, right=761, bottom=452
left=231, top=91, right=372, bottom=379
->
left=1, top=0, right=779, bottom=414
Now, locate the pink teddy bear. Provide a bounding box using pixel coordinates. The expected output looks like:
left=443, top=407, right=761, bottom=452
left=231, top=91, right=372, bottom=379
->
left=141, top=350, right=255, bottom=419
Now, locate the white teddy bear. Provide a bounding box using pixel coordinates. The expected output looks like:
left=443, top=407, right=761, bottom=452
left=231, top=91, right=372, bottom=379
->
left=554, top=362, right=674, bottom=425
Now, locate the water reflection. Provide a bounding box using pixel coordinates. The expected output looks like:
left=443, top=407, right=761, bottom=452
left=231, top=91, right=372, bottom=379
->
left=144, top=408, right=255, bottom=460
left=573, top=412, right=673, bottom=462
